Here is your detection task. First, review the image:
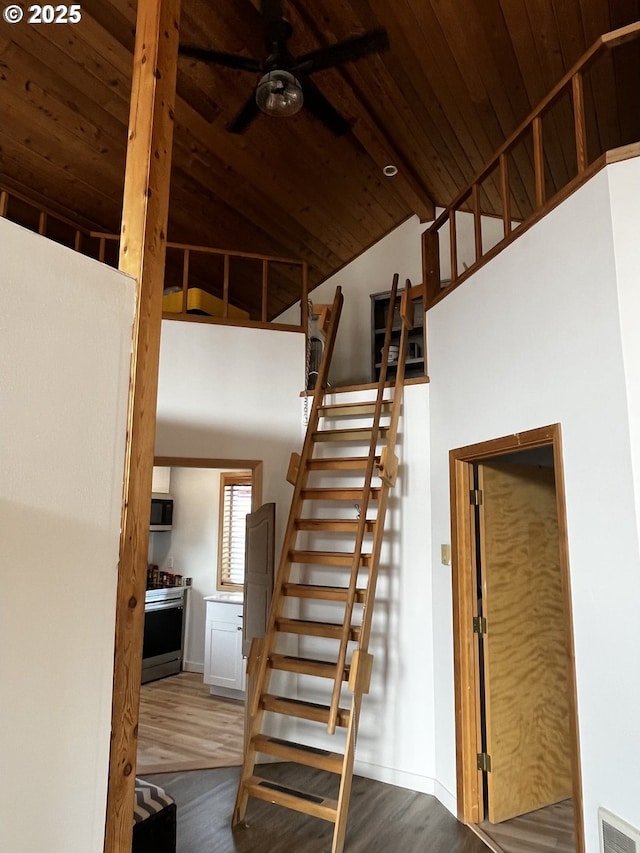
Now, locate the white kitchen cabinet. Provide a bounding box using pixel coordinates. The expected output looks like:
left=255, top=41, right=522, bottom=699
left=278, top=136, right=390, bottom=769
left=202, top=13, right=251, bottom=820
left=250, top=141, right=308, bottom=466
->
left=151, top=465, right=171, bottom=494
left=204, top=599, right=246, bottom=697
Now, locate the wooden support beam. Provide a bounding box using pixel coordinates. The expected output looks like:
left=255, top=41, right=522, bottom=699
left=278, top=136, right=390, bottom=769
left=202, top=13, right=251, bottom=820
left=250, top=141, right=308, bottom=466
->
left=104, top=1, right=181, bottom=852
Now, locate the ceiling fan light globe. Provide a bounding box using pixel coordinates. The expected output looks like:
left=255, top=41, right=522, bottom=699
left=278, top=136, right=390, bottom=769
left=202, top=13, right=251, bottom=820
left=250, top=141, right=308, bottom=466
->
left=256, top=70, right=303, bottom=117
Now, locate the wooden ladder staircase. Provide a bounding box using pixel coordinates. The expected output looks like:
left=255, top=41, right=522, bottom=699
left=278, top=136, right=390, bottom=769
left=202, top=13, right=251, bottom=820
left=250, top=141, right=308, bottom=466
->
left=233, top=276, right=423, bottom=853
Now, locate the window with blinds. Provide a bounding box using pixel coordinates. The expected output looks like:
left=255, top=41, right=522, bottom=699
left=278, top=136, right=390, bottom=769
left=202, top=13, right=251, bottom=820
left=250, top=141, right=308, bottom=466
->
left=217, top=473, right=252, bottom=590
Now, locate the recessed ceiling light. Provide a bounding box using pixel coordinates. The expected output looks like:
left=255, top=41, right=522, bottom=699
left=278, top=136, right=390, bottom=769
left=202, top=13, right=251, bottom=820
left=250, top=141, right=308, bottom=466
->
left=383, top=164, right=398, bottom=177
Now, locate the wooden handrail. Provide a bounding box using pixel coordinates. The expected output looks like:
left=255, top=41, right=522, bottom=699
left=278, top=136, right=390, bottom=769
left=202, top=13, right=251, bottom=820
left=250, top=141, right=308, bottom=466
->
left=89, top=230, right=305, bottom=266
left=425, top=21, right=640, bottom=308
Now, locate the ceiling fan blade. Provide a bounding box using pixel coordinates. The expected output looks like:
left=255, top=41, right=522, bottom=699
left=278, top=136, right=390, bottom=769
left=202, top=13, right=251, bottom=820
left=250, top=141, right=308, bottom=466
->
left=299, top=77, right=351, bottom=136
left=291, top=28, right=389, bottom=75
left=179, top=44, right=262, bottom=73
left=227, top=93, right=261, bottom=134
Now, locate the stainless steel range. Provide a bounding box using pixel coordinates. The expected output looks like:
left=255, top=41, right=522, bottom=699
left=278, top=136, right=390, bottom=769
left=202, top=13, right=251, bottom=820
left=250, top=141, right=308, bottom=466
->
left=142, top=586, right=188, bottom=684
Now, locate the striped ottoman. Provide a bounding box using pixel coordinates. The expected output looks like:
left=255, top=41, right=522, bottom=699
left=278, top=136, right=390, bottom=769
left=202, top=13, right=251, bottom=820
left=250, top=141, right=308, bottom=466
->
left=132, top=779, right=176, bottom=853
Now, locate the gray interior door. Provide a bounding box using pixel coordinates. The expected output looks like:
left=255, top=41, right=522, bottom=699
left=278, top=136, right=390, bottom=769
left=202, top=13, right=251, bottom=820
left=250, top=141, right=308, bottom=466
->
left=242, top=502, right=275, bottom=657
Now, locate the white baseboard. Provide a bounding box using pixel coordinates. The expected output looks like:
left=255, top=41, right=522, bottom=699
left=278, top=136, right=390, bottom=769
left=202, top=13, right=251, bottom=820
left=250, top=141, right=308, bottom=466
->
left=353, top=758, right=435, bottom=796
left=208, top=685, right=246, bottom=701
left=183, top=661, right=204, bottom=674
left=352, top=760, right=457, bottom=817
left=433, top=780, right=457, bottom=816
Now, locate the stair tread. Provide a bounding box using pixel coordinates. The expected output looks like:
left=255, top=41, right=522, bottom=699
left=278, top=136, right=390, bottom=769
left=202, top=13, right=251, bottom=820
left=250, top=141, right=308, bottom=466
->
left=282, top=583, right=367, bottom=603
left=261, top=694, right=351, bottom=727
left=313, top=426, right=389, bottom=442
left=269, top=653, right=349, bottom=679
left=318, top=401, right=392, bottom=416
left=245, top=775, right=338, bottom=821
left=289, top=549, right=372, bottom=567
left=307, top=455, right=380, bottom=470
left=275, top=617, right=361, bottom=640
left=301, top=487, right=381, bottom=500
left=295, top=518, right=377, bottom=532
left=252, top=735, right=344, bottom=773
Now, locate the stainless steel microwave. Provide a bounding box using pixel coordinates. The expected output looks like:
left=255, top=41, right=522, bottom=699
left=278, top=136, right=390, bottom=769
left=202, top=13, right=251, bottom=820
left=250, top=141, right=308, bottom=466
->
left=150, top=494, right=173, bottom=531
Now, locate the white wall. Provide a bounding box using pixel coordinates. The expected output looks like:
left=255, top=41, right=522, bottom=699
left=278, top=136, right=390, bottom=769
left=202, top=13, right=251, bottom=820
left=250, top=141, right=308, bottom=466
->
left=428, top=160, right=640, bottom=848
left=155, top=320, right=305, bottom=654
left=277, top=212, right=507, bottom=387
left=278, top=217, right=427, bottom=385
left=0, top=221, right=134, bottom=853
left=609, top=160, right=640, bottom=553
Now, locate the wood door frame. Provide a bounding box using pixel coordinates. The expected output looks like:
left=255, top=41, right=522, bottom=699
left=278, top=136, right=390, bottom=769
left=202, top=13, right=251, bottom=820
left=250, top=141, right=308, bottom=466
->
left=449, top=423, right=584, bottom=851
left=154, top=456, right=263, bottom=512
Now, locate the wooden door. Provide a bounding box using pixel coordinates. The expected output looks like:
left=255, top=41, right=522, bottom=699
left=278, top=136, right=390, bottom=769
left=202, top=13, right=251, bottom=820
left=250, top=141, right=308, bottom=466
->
left=479, top=461, right=572, bottom=823
left=242, top=502, right=275, bottom=657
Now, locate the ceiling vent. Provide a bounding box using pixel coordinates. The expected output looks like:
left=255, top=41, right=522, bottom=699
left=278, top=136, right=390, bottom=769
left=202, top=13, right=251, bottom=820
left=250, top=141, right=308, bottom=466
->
left=599, top=808, right=640, bottom=853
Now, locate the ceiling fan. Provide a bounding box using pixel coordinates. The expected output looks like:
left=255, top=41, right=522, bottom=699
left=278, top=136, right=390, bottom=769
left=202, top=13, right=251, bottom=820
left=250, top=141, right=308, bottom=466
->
left=179, top=0, right=389, bottom=135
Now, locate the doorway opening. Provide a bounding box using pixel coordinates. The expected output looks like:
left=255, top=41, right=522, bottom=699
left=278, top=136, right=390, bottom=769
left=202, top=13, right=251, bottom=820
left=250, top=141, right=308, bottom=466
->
left=136, top=455, right=263, bottom=775
left=449, top=424, right=583, bottom=853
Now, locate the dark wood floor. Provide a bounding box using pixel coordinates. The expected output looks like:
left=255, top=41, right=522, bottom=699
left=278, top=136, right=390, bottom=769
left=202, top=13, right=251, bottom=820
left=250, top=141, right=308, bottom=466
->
left=145, top=764, right=490, bottom=853
left=476, top=799, right=575, bottom=853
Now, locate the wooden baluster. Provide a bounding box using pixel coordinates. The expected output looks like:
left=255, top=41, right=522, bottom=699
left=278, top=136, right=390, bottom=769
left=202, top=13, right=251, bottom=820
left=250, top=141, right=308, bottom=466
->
left=261, top=259, right=268, bottom=323
left=99, top=237, right=106, bottom=263
left=472, top=184, right=482, bottom=263
left=533, top=117, right=545, bottom=208
left=182, top=248, right=189, bottom=313
left=499, top=153, right=511, bottom=237
left=74, top=230, right=83, bottom=252
left=301, top=261, right=309, bottom=336
left=223, top=253, right=230, bottom=318
left=38, top=211, right=47, bottom=236
left=572, top=72, right=587, bottom=173
left=0, top=190, right=8, bottom=217
left=422, top=229, right=441, bottom=306
left=449, top=208, right=458, bottom=282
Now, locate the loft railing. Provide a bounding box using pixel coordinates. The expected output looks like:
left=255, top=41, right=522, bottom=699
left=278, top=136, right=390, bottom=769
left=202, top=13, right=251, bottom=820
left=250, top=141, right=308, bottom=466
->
left=423, top=21, right=640, bottom=309
left=92, top=231, right=308, bottom=333
left=0, top=186, right=308, bottom=334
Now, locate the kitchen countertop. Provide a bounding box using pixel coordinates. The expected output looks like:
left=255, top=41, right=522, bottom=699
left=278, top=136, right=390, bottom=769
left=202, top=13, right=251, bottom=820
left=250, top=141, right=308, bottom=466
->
left=204, top=592, right=243, bottom=604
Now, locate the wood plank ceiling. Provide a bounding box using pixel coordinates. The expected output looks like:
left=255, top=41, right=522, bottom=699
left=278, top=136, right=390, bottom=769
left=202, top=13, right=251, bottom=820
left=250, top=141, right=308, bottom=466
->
left=1, top=0, right=638, bottom=317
